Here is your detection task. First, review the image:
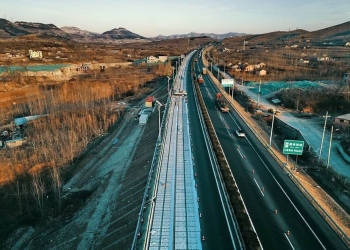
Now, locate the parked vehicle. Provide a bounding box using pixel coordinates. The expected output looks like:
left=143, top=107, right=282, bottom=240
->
left=202, top=67, right=207, bottom=74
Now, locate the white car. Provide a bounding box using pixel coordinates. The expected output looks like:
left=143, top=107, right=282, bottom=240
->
left=236, top=130, right=245, bottom=137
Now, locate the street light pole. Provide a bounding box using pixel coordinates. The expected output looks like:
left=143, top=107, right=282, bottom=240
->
left=257, top=80, right=261, bottom=108
left=167, top=76, right=171, bottom=96
left=269, top=110, right=275, bottom=147
left=156, top=100, right=163, bottom=142
left=319, top=111, right=330, bottom=162
left=327, top=126, right=334, bottom=168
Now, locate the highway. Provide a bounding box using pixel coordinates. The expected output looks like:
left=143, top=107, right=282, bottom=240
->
left=194, top=58, right=349, bottom=250
left=186, top=58, right=243, bottom=249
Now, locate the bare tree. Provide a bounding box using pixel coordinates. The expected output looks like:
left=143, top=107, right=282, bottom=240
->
left=31, top=173, right=45, bottom=219
left=50, top=165, right=62, bottom=214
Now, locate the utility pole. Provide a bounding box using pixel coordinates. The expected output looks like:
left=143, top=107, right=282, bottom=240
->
left=319, top=111, right=330, bottom=162
left=296, top=89, right=300, bottom=112
left=269, top=110, right=276, bottom=147
left=257, top=80, right=261, bottom=108
left=156, top=101, right=163, bottom=142
left=167, top=76, right=171, bottom=96
left=327, top=126, right=333, bottom=168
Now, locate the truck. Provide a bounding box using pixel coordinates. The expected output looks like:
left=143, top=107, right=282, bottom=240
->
left=216, top=93, right=229, bottom=113
left=202, top=67, right=207, bottom=74
left=197, top=74, right=204, bottom=84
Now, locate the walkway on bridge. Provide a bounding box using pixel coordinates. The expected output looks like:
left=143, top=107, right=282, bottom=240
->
left=148, top=52, right=202, bottom=250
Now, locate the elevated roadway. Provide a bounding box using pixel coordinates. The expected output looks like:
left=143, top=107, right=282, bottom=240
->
left=195, top=58, right=348, bottom=250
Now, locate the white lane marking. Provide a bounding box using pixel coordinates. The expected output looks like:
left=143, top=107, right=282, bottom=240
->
left=284, top=233, right=296, bottom=250
left=246, top=138, right=326, bottom=249
left=254, top=178, right=265, bottom=196
left=237, top=148, right=244, bottom=159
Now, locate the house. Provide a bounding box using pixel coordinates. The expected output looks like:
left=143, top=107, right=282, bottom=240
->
left=298, top=58, right=309, bottom=64
left=146, top=55, right=159, bottom=63
left=158, top=56, right=168, bottom=63
left=345, top=42, right=350, bottom=46
left=244, top=65, right=255, bottom=72
left=259, top=69, right=267, bottom=76
left=231, top=64, right=241, bottom=72
left=335, top=114, right=350, bottom=126
left=255, top=62, right=266, bottom=69
left=344, top=73, right=350, bottom=83
left=29, top=50, right=42, bottom=59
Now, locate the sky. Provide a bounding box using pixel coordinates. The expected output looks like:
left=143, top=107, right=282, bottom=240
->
left=1, top=0, right=350, bottom=37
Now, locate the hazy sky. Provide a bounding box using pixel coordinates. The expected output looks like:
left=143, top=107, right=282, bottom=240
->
left=1, top=0, right=350, bottom=37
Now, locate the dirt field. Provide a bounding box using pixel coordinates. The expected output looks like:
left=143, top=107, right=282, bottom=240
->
left=2, top=77, right=167, bottom=249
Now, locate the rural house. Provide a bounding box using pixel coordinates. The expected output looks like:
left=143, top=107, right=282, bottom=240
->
left=335, top=114, right=350, bottom=126
left=259, top=69, right=267, bottom=76
left=146, top=56, right=158, bottom=63
left=29, top=50, right=42, bottom=59
left=244, top=65, right=255, bottom=72
left=255, top=62, right=266, bottom=69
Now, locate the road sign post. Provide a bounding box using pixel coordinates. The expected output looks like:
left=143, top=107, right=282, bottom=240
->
left=283, top=140, right=304, bottom=155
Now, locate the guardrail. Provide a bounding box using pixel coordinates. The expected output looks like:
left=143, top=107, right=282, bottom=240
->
left=131, top=93, right=171, bottom=250
left=190, top=62, right=245, bottom=250
left=193, top=61, right=261, bottom=249
left=204, top=60, right=350, bottom=248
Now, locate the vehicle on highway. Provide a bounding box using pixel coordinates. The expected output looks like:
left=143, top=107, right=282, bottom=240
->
left=202, top=67, right=207, bottom=74
left=235, top=129, right=245, bottom=137
left=216, top=93, right=229, bottom=113
left=197, top=74, right=204, bottom=84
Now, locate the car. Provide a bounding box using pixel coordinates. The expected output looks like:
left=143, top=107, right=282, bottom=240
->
left=236, top=129, right=245, bottom=137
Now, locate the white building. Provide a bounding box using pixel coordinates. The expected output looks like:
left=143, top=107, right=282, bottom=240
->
left=29, top=50, right=42, bottom=59
left=259, top=69, right=267, bottom=76
left=345, top=42, right=350, bottom=46
left=158, top=56, right=168, bottom=62
left=146, top=56, right=159, bottom=63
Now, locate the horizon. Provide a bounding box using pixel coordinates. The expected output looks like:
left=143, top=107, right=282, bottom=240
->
left=1, top=0, right=350, bottom=37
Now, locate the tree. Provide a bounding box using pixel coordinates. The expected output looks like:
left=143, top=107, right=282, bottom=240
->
left=30, top=173, right=45, bottom=219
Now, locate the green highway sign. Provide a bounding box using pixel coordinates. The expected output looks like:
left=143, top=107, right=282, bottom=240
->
left=283, top=140, right=304, bottom=155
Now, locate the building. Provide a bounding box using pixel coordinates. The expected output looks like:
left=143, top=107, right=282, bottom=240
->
left=145, top=55, right=168, bottom=63
left=255, top=62, right=266, bottom=69
left=259, top=69, right=267, bottom=76
left=139, top=113, right=149, bottom=125
left=158, top=56, right=168, bottom=62
left=345, top=42, right=350, bottom=46
left=29, top=50, right=42, bottom=59
left=145, top=96, right=154, bottom=108
left=244, top=65, right=255, bottom=72
left=146, top=56, right=159, bottom=63
left=335, top=114, right=350, bottom=126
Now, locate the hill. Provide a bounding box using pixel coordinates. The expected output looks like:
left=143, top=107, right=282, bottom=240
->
left=0, top=18, right=31, bottom=38
left=152, top=31, right=245, bottom=40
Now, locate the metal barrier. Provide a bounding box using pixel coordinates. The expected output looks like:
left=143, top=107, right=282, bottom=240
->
left=205, top=65, right=350, bottom=248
